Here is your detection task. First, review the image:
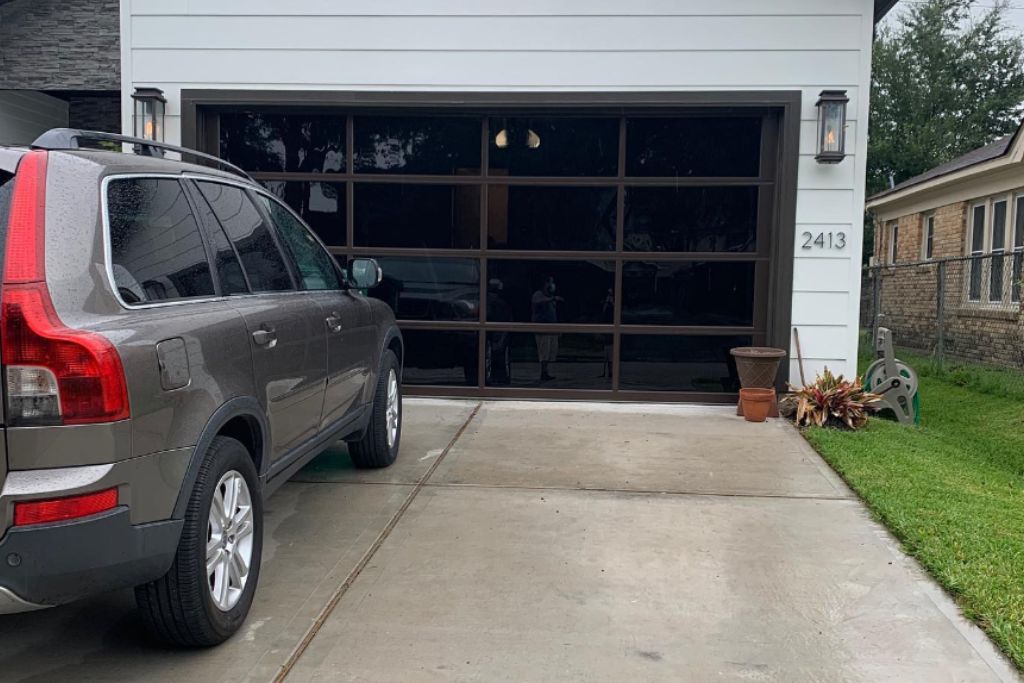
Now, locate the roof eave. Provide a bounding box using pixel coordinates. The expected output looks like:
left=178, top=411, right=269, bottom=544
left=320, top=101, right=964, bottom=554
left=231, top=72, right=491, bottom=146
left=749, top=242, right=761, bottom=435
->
left=874, top=0, right=900, bottom=23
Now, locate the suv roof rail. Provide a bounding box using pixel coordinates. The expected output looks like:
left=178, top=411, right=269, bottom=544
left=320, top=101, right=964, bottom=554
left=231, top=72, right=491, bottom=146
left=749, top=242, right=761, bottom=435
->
left=30, top=128, right=254, bottom=181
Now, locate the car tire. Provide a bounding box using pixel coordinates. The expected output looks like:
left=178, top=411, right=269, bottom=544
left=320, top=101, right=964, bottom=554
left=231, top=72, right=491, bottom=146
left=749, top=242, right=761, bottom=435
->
left=135, top=435, right=263, bottom=647
left=348, top=350, right=402, bottom=469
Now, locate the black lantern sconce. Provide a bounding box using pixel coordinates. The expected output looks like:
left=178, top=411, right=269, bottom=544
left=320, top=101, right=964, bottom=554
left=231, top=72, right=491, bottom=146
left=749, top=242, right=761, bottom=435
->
left=815, top=90, right=849, bottom=164
left=132, top=87, right=166, bottom=143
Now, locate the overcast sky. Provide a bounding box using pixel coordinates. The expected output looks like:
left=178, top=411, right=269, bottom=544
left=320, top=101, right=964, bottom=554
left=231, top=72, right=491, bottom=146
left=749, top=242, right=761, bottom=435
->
left=883, top=1, right=1024, bottom=34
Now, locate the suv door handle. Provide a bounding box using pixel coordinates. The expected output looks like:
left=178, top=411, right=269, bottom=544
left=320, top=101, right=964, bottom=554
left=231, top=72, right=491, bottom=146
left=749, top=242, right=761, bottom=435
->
left=252, top=327, right=277, bottom=348
left=325, top=313, right=343, bottom=333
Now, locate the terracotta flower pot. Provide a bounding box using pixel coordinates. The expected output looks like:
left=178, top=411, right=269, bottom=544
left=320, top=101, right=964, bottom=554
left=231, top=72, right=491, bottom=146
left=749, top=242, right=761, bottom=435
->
left=739, top=388, right=776, bottom=423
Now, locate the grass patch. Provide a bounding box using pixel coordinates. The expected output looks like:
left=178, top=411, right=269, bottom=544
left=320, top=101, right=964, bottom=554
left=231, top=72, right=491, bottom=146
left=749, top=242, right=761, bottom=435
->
left=803, top=360, right=1024, bottom=670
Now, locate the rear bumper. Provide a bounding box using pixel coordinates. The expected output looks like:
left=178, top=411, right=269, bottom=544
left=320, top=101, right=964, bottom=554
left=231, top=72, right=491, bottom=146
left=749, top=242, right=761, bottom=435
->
left=0, top=507, right=182, bottom=609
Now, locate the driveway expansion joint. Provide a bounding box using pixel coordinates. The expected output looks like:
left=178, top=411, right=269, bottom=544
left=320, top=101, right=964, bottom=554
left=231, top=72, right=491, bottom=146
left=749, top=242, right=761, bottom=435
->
left=270, top=401, right=483, bottom=683
left=422, top=481, right=858, bottom=503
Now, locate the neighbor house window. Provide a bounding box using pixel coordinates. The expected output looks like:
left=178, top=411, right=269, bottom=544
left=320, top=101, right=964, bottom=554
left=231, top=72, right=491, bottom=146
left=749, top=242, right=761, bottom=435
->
left=990, top=199, right=1008, bottom=302
left=1014, top=194, right=1024, bottom=302
left=889, top=221, right=899, bottom=264
left=922, top=214, right=935, bottom=260
left=969, top=204, right=986, bottom=301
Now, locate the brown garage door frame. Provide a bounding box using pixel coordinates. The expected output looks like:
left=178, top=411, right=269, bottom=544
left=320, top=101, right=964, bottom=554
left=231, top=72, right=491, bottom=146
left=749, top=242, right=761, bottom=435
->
left=182, top=90, right=800, bottom=403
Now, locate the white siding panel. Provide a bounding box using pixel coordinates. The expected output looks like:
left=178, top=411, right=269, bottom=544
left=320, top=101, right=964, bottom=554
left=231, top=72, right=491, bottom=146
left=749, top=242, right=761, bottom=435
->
left=791, top=292, right=850, bottom=325
left=796, top=190, right=855, bottom=224
left=797, top=155, right=857, bottom=190
left=791, top=326, right=850, bottom=359
left=133, top=50, right=861, bottom=88
left=131, top=15, right=864, bottom=51
left=793, top=258, right=852, bottom=292
left=0, top=91, right=69, bottom=146
left=132, top=0, right=868, bottom=17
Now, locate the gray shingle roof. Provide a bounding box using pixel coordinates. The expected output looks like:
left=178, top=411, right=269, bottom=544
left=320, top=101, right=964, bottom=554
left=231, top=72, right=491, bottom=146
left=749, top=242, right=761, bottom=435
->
left=869, top=129, right=1019, bottom=202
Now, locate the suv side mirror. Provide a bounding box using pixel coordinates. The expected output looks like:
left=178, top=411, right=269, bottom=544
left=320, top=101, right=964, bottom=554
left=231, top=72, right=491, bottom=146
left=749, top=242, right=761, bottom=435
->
left=348, top=258, right=383, bottom=289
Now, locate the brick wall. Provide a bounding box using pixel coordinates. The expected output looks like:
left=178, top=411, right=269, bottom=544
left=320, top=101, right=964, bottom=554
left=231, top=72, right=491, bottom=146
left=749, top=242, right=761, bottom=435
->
left=864, top=199, right=1023, bottom=369
left=0, top=0, right=119, bottom=90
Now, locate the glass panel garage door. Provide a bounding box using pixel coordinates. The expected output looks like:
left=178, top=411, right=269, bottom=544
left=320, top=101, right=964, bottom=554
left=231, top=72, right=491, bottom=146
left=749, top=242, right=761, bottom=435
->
left=216, top=109, right=780, bottom=401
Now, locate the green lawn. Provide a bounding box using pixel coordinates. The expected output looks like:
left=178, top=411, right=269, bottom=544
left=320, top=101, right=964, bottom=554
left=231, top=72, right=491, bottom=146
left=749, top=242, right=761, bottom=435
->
left=803, top=351, right=1024, bottom=670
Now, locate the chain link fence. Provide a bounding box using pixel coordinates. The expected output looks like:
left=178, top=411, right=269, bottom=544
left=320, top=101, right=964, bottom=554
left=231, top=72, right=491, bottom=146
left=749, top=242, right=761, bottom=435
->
left=862, top=254, right=1024, bottom=386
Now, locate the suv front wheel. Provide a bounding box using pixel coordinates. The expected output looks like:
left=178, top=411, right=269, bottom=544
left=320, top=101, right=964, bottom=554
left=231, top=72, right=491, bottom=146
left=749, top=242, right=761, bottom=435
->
left=347, top=350, right=402, bottom=468
left=135, top=435, right=263, bottom=646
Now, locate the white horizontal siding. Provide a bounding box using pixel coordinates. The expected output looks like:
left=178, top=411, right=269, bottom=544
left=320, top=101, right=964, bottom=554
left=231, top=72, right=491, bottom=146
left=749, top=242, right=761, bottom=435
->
left=0, top=91, right=69, bottom=146
left=131, top=15, right=864, bottom=51
left=123, top=0, right=876, bottom=388
left=132, top=50, right=862, bottom=89
left=131, top=0, right=870, bottom=17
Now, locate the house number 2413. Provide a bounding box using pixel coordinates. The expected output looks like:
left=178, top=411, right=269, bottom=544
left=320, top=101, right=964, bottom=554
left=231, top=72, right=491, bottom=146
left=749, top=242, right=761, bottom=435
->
left=801, top=231, right=847, bottom=250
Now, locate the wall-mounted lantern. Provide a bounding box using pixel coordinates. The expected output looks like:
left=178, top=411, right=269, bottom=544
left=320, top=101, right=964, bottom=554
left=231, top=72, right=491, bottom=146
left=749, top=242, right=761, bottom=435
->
left=815, top=90, right=849, bottom=164
left=132, top=87, right=166, bottom=142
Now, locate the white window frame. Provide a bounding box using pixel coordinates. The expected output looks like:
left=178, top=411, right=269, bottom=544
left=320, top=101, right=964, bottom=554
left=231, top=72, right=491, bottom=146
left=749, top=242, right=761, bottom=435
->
left=922, top=213, right=935, bottom=260
left=1013, top=193, right=1024, bottom=303
left=965, top=193, right=1020, bottom=306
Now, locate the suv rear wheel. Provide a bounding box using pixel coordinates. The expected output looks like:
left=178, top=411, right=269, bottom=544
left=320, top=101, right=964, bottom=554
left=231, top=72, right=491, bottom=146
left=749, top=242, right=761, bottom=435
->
left=347, top=350, right=401, bottom=468
left=135, top=435, right=263, bottom=646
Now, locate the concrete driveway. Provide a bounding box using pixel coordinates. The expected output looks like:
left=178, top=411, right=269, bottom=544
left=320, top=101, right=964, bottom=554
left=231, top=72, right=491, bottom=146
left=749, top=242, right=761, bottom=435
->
left=0, top=399, right=1017, bottom=682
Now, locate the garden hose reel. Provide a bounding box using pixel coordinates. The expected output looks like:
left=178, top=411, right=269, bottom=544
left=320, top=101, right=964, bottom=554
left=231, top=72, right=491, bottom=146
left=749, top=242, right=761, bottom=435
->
left=863, top=327, right=920, bottom=425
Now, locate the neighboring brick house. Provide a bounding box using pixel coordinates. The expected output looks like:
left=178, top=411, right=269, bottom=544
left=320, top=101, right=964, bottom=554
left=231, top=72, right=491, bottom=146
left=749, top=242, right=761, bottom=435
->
left=865, top=126, right=1024, bottom=369
left=0, top=0, right=120, bottom=143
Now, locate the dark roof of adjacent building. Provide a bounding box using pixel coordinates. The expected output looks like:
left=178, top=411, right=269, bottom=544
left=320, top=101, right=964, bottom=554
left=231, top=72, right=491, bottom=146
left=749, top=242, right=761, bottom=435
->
left=869, top=127, right=1020, bottom=202
left=875, top=0, right=900, bottom=22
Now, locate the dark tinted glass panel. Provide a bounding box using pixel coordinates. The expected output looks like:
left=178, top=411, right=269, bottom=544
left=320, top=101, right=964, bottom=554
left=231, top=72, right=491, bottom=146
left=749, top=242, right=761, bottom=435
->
left=486, top=333, right=612, bottom=390
left=486, top=260, right=614, bottom=324
left=367, top=256, right=480, bottom=321
left=625, top=186, right=758, bottom=253
left=1016, top=197, right=1024, bottom=249
left=401, top=330, right=479, bottom=386
left=626, top=117, right=762, bottom=177
left=219, top=112, right=345, bottom=173
left=354, top=116, right=481, bottom=175
left=489, top=117, right=619, bottom=176
left=622, top=261, right=755, bottom=326
left=262, top=181, right=346, bottom=246
left=196, top=182, right=293, bottom=292
left=619, top=335, right=752, bottom=392
left=354, top=183, right=480, bottom=249
left=191, top=186, right=249, bottom=295
left=259, top=196, right=341, bottom=291
left=107, top=178, right=214, bottom=304
left=487, top=186, right=616, bottom=251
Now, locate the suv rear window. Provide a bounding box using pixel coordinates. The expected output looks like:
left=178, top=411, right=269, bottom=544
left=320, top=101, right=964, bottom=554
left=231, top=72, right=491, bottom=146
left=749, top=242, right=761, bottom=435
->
left=107, top=178, right=216, bottom=305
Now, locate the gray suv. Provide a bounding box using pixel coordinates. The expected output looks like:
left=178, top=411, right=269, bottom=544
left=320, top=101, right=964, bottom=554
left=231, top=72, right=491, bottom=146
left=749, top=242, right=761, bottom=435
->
left=0, top=130, right=404, bottom=646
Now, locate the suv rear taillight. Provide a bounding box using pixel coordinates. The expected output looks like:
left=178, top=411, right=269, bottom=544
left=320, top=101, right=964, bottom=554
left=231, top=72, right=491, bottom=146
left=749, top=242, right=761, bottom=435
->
left=1, top=151, right=129, bottom=425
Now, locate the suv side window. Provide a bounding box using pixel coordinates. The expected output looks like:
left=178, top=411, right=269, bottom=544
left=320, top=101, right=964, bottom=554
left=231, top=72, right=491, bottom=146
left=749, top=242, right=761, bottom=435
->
left=189, top=183, right=249, bottom=295
left=107, top=177, right=216, bottom=305
left=257, top=194, right=341, bottom=291
left=195, top=181, right=293, bottom=292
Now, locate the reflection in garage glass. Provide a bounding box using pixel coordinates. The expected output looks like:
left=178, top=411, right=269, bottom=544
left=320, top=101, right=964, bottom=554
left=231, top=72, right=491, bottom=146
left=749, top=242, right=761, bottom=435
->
left=354, top=116, right=481, bottom=175
left=219, top=112, right=345, bottom=174
left=622, top=261, right=756, bottom=326
left=619, top=335, right=752, bottom=392
left=487, top=260, right=615, bottom=324
left=624, top=186, right=759, bottom=252
left=487, top=185, right=616, bottom=251
left=486, top=333, right=612, bottom=390
left=354, top=183, right=481, bottom=249
left=489, top=117, right=619, bottom=176
left=626, top=117, right=762, bottom=177
left=368, top=256, right=480, bottom=321
left=262, top=180, right=346, bottom=247
left=401, top=330, right=479, bottom=386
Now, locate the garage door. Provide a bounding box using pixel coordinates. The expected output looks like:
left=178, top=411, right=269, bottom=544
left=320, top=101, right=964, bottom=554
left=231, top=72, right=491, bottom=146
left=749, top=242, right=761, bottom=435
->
left=214, top=105, right=787, bottom=402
